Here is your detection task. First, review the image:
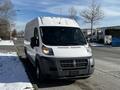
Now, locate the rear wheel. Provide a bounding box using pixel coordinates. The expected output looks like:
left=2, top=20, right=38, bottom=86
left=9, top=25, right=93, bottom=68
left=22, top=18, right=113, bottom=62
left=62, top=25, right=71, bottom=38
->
left=24, top=47, right=28, bottom=59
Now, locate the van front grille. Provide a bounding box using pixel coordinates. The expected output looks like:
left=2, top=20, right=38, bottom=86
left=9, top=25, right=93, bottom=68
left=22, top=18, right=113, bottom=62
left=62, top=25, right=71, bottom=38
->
left=60, top=59, right=88, bottom=70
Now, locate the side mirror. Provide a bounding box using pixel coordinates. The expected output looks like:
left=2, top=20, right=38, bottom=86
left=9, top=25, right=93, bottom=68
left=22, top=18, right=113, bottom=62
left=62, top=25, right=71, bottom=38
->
left=87, top=38, right=90, bottom=43
left=30, top=37, right=39, bottom=48
left=30, top=37, right=35, bottom=48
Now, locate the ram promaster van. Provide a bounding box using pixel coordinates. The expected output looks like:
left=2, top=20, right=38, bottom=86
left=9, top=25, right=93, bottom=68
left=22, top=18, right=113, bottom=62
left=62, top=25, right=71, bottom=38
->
left=24, top=17, right=94, bottom=80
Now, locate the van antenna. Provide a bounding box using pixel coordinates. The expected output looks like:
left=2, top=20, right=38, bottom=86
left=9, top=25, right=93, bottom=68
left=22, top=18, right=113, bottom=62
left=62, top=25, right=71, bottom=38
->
left=40, top=17, right=43, bottom=24
left=59, top=17, right=61, bottom=24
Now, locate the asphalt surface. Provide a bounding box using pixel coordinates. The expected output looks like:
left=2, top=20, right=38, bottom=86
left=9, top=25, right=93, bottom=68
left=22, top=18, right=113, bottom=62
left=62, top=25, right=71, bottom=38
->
left=1, top=38, right=120, bottom=90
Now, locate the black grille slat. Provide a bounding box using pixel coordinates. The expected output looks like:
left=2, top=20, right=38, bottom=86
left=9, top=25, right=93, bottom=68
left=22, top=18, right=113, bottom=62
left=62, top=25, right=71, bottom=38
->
left=76, top=63, right=87, bottom=67
left=61, top=64, right=74, bottom=67
left=60, top=59, right=88, bottom=70
left=60, top=60, right=73, bottom=63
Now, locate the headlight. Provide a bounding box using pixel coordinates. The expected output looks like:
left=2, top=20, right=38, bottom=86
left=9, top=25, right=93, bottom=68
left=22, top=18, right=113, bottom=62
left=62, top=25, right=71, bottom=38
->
left=42, top=46, right=54, bottom=55
left=90, top=58, right=94, bottom=66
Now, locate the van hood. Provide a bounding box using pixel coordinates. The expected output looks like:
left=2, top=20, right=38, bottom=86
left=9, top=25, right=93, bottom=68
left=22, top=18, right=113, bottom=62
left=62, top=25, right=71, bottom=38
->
left=51, top=46, right=92, bottom=58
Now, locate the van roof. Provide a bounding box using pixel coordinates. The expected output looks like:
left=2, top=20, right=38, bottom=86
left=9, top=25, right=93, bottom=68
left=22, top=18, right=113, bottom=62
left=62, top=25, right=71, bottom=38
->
left=37, top=17, right=80, bottom=28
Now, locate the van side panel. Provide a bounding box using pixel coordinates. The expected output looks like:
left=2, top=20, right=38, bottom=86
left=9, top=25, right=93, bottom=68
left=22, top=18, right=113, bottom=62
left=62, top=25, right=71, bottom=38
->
left=24, top=17, right=40, bottom=63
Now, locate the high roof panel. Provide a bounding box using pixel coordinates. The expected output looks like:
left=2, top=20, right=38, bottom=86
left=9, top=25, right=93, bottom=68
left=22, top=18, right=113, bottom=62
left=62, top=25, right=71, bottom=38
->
left=38, top=17, right=80, bottom=27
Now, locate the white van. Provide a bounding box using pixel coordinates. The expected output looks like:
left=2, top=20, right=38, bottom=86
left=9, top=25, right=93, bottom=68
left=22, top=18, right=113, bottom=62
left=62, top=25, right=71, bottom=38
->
left=24, top=17, right=94, bottom=80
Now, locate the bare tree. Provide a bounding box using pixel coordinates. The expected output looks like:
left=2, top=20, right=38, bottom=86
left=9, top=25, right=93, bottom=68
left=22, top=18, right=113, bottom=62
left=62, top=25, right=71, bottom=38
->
left=68, top=6, right=77, bottom=20
left=80, top=0, right=104, bottom=40
left=12, top=29, right=17, bottom=37
left=0, top=0, right=16, bottom=39
left=0, top=0, right=16, bottom=21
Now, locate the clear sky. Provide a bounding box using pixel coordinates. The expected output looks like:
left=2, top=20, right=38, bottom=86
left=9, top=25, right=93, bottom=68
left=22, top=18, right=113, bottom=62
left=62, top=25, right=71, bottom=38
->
left=11, top=0, right=120, bottom=31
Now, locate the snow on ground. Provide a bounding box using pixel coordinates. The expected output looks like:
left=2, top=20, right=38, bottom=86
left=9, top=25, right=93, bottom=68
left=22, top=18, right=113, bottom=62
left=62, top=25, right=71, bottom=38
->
left=0, top=40, right=14, bottom=46
left=0, top=52, right=33, bottom=90
left=90, top=43, right=104, bottom=47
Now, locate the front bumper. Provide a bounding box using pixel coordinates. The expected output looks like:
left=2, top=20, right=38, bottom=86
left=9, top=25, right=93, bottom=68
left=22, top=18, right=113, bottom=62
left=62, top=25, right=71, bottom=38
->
left=38, top=56, right=94, bottom=79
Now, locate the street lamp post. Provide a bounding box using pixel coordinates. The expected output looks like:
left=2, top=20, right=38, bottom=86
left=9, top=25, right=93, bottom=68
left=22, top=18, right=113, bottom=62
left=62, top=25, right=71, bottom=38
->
left=9, top=22, right=15, bottom=41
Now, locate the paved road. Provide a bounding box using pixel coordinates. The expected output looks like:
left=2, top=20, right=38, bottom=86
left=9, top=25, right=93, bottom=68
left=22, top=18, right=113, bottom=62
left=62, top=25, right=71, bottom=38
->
left=13, top=38, right=120, bottom=90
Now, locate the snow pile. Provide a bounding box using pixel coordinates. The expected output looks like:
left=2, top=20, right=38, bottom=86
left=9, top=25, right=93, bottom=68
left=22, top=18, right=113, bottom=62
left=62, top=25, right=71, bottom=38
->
left=0, top=40, right=14, bottom=46
left=0, top=52, right=33, bottom=90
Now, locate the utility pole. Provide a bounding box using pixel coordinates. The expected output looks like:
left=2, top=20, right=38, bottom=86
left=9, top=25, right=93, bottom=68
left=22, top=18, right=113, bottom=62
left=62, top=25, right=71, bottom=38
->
left=9, top=23, right=15, bottom=41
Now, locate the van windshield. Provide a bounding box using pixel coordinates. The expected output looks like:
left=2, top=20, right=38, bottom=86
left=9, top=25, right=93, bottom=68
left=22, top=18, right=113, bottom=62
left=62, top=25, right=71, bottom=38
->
left=40, top=27, right=87, bottom=46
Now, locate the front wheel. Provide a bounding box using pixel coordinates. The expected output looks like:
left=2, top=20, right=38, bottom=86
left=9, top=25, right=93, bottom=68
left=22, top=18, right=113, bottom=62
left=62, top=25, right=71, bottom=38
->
left=36, top=61, right=44, bottom=82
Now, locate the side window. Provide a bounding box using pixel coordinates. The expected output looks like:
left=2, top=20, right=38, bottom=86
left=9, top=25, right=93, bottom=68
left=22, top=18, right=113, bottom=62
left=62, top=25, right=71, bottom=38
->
left=34, top=27, right=39, bottom=46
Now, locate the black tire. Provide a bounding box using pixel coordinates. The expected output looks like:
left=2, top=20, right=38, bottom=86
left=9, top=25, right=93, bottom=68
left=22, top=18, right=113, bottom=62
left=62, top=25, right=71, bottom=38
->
left=36, top=60, right=44, bottom=82
left=24, top=47, right=28, bottom=59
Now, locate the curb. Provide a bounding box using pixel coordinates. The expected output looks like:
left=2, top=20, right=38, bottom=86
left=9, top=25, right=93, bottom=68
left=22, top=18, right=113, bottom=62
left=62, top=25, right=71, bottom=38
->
left=14, top=40, right=39, bottom=90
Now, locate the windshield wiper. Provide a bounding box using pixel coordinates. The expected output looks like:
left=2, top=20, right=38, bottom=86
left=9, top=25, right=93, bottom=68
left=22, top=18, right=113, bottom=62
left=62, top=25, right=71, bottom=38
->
left=62, top=42, right=85, bottom=45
